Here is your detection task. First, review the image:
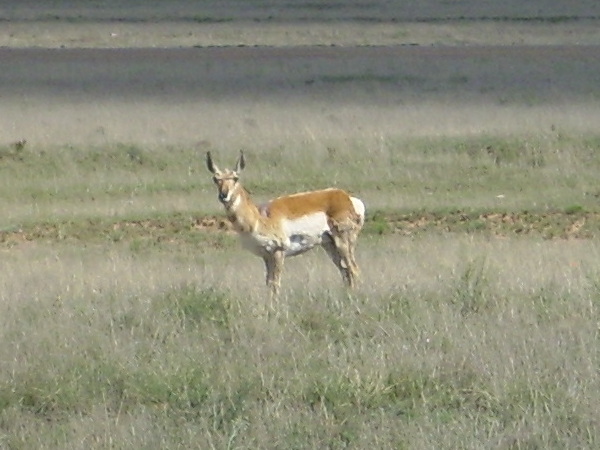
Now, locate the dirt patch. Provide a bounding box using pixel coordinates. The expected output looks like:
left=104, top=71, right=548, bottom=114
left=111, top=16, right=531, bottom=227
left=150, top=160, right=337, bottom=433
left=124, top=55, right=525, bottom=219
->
left=379, top=211, right=599, bottom=239
left=0, top=211, right=596, bottom=248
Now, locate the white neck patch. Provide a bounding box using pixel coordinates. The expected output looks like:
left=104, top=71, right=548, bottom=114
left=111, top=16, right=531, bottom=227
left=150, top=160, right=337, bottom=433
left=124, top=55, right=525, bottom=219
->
left=230, top=193, right=242, bottom=211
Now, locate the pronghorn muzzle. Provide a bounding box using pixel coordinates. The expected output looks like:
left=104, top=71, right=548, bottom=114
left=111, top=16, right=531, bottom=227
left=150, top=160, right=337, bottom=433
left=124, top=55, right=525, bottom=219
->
left=218, top=192, right=230, bottom=203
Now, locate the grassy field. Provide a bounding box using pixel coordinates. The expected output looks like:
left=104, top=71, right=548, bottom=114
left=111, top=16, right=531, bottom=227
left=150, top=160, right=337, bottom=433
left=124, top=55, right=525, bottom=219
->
left=1, top=217, right=600, bottom=448
left=1, top=1, right=600, bottom=448
left=1, top=134, right=600, bottom=448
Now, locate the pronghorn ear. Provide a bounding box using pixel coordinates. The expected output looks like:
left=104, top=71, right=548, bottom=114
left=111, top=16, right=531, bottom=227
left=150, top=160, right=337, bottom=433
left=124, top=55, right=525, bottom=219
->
left=235, top=150, right=246, bottom=173
left=206, top=151, right=219, bottom=174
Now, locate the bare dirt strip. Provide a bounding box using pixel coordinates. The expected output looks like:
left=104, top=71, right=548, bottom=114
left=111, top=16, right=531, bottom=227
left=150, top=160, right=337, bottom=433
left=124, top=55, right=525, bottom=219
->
left=0, top=211, right=595, bottom=247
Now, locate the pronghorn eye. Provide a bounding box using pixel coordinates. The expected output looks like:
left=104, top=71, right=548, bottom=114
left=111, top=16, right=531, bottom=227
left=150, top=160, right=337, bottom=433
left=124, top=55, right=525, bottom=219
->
left=212, top=177, right=219, bottom=184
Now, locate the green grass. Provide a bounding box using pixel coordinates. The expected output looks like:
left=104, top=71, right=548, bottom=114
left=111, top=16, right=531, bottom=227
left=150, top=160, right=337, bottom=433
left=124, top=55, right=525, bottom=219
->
left=1, top=132, right=600, bottom=229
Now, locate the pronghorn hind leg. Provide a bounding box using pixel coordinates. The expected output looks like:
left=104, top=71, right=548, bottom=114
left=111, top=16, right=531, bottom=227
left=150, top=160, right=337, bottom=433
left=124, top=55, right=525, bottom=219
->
left=322, top=233, right=356, bottom=289
left=346, top=227, right=361, bottom=279
left=263, top=250, right=284, bottom=299
left=325, top=218, right=361, bottom=289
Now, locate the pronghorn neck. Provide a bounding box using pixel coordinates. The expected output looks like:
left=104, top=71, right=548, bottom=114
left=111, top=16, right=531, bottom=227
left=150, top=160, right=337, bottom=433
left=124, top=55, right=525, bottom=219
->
left=225, top=185, right=262, bottom=233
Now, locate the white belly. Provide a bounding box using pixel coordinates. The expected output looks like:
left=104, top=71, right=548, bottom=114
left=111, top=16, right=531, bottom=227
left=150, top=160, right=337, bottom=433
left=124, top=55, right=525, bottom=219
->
left=282, top=212, right=329, bottom=257
left=238, top=212, right=339, bottom=258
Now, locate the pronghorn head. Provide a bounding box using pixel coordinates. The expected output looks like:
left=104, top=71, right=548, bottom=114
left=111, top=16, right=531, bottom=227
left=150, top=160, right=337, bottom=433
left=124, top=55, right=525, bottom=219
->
left=206, top=151, right=246, bottom=207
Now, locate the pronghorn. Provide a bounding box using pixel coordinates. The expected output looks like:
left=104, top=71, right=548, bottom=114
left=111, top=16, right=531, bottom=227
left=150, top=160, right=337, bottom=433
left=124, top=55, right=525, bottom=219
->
left=206, top=151, right=365, bottom=298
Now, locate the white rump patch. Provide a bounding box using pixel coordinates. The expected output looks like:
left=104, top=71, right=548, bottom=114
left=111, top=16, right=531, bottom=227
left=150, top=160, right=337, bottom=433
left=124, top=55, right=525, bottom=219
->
left=282, top=212, right=329, bottom=257
left=351, top=197, right=366, bottom=223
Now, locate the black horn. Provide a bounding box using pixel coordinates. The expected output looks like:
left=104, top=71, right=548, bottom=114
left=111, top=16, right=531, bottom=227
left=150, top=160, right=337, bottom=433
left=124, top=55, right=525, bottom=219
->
left=235, top=150, right=246, bottom=173
left=206, top=151, right=218, bottom=174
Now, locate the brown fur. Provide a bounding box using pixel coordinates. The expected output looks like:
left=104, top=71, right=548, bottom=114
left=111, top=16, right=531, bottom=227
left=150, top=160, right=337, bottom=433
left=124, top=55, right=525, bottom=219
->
left=264, top=188, right=357, bottom=223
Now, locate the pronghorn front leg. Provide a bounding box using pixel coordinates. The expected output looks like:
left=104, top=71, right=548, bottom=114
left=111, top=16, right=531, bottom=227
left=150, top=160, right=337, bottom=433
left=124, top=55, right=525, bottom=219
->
left=263, top=250, right=284, bottom=298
